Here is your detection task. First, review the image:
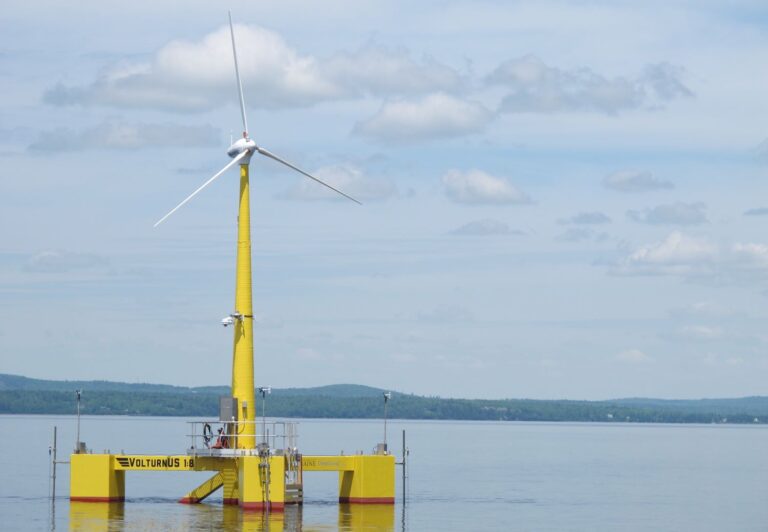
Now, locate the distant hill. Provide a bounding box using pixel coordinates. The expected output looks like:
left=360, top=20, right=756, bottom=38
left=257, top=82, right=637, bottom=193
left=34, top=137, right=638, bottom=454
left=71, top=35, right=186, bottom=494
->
left=0, top=374, right=384, bottom=398
left=0, top=373, right=198, bottom=394
left=1, top=374, right=766, bottom=424
left=609, top=396, right=768, bottom=417
left=272, top=384, right=386, bottom=398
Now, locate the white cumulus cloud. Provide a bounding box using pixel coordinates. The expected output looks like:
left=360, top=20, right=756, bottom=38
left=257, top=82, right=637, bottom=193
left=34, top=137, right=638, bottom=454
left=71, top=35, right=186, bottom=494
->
left=280, top=163, right=397, bottom=202
left=44, top=25, right=463, bottom=112
left=441, top=169, right=530, bottom=205
left=612, top=232, right=768, bottom=281
left=354, top=93, right=493, bottom=142
left=613, top=231, right=717, bottom=276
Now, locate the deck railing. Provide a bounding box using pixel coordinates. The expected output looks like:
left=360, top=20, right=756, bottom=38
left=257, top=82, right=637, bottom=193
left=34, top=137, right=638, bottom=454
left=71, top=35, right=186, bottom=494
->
left=186, top=420, right=299, bottom=456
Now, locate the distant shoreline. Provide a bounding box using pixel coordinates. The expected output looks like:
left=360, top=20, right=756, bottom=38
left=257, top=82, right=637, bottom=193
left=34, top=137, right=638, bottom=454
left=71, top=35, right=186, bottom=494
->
left=2, top=374, right=767, bottom=424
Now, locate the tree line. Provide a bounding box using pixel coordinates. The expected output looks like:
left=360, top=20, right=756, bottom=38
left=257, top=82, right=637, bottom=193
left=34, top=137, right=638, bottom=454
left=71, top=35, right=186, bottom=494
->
left=1, top=389, right=765, bottom=424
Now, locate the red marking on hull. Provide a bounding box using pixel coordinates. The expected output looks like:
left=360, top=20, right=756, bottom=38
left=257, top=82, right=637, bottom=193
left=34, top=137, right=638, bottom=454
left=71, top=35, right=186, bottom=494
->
left=70, top=496, right=125, bottom=503
left=241, top=501, right=285, bottom=512
left=223, top=497, right=239, bottom=505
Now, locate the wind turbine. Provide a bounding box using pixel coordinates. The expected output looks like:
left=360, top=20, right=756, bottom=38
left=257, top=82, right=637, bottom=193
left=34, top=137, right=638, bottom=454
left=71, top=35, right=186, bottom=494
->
left=155, top=12, right=360, bottom=450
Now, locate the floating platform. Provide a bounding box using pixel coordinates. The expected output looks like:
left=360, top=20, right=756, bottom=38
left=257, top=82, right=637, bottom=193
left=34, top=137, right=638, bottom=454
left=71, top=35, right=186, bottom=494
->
left=70, top=452, right=395, bottom=510
left=70, top=421, right=395, bottom=511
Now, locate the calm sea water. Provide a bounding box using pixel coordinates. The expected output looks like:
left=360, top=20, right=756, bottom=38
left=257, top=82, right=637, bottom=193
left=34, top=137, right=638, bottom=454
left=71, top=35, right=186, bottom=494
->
left=1, top=415, right=768, bottom=531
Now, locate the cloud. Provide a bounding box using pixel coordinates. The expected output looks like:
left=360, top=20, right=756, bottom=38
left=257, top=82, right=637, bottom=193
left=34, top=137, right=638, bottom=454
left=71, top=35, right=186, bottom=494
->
left=676, top=325, right=723, bottom=341
left=661, top=323, right=728, bottom=345
left=612, top=232, right=768, bottom=280
left=603, top=170, right=674, bottom=192
left=28, top=121, right=219, bottom=151
left=744, top=207, right=768, bottom=216
left=732, top=242, right=768, bottom=269
left=322, top=46, right=464, bottom=97
left=44, top=25, right=463, bottom=112
left=354, top=93, right=492, bottom=142
left=24, top=250, right=108, bottom=273
left=669, top=301, right=735, bottom=319
left=627, top=202, right=708, bottom=226
left=556, top=228, right=592, bottom=242
left=0, top=126, right=36, bottom=146
left=754, top=138, right=768, bottom=163
left=450, top=219, right=525, bottom=236
left=487, top=55, right=692, bottom=114
left=558, top=211, right=611, bottom=225
left=555, top=227, right=610, bottom=243
left=279, top=163, right=397, bottom=202
left=615, top=349, right=651, bottom=363
left=640, top=63, right=694, bottom=101
left=45, top=24, right=337, bottom=110
left=613, top=232, right=717, bottom=276
left=417, top=304, right=474, bottom=322
left=442, top=169, right=530, bottom=205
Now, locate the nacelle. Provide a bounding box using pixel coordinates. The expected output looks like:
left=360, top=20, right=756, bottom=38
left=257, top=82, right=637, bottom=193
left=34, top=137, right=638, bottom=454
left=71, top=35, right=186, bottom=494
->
left=226, top=138, right=257, bottom=159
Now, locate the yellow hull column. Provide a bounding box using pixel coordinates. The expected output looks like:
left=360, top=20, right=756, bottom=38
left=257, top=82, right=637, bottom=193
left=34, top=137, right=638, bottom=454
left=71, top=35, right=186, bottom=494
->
left=239, top=455, right=287, bottom=511
left=302, top=455, right=395, bottom=504
left=70, top=454, right=125, bottom=502
left=232, top=163, right=256, bottom=449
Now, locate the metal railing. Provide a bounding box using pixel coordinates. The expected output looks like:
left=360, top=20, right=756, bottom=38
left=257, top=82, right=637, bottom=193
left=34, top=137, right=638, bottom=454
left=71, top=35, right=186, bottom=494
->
left=186, top=420, right=299, bottom=456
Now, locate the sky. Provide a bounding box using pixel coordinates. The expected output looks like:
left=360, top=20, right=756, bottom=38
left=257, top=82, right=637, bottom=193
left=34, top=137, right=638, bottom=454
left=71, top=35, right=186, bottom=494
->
left=1, top=0, right=767, bottom=400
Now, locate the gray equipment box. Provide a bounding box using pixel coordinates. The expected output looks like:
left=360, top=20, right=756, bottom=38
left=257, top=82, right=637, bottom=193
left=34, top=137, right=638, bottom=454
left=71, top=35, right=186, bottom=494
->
left=219, top=397, right=238, bottom=421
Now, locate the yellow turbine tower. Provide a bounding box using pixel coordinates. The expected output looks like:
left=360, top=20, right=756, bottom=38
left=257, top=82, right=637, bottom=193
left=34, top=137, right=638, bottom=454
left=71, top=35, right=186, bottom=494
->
left=154, top=12, right=360, bottom=449
left=69, top=13, right=395, bottom=510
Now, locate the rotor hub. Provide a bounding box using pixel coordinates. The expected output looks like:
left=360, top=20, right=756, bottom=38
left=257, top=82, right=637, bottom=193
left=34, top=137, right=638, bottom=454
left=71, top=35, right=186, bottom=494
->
left=227, top=138, right=257, bottom=163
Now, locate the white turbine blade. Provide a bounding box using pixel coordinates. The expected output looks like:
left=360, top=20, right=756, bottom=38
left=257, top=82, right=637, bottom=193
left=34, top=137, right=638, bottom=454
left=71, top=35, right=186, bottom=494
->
left=229, top=11, right=249, bottom=137
left=154, top=150, right=249, bottom=227
left=256, top=146, right=362, bottom=205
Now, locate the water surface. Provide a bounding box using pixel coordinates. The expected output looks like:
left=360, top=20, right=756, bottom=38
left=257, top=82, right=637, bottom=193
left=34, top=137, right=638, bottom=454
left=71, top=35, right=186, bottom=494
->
left=1, top=415, right=767, bottom=530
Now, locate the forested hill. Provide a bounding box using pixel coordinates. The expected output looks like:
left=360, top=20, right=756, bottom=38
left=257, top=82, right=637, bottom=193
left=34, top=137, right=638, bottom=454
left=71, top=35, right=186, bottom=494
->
left=1, top=373, right=767, bottom=424
left=0, top=374, right=381, bottom=398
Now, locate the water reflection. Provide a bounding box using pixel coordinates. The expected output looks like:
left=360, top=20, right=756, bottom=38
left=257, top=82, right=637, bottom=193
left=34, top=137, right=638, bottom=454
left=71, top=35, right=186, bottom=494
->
left=234, top=506, right=290, bottom=532
left=69, top=502, right=124, bottom=531
left=338, top=503, right=394, bottom=531
left=67, top=502, right=396, bottom=531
